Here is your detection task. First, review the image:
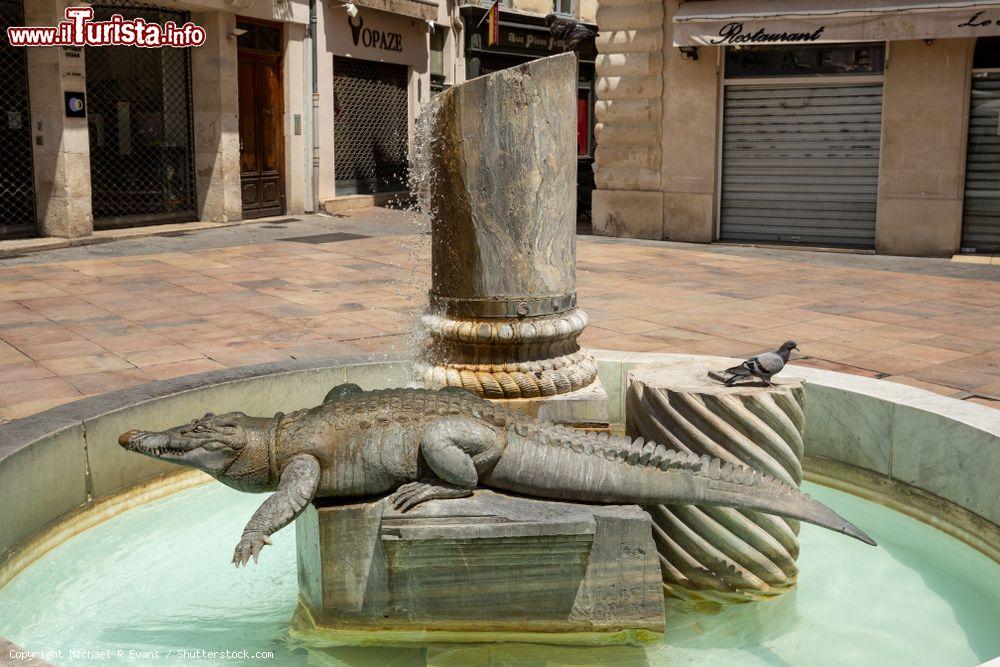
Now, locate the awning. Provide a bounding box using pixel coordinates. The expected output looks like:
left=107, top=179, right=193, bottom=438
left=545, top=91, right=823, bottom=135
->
left=337, top=0, right=437, bottom=22
left=673, top=0, right=1000, bottom=46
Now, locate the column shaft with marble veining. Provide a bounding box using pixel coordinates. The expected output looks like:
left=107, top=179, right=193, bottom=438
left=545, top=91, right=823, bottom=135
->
left=413, top=53, right=597, bottom=398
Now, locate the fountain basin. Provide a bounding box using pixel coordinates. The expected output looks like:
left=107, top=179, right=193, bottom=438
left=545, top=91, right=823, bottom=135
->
left=0, top=352, right=998, bottom=662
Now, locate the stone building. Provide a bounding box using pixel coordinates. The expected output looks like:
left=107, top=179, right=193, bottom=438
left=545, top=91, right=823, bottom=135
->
left=1, top=0, right=445, bottom=236
left=592, top=1, right=1000, bottom=257
left=1, top=0, right=313, bottom=239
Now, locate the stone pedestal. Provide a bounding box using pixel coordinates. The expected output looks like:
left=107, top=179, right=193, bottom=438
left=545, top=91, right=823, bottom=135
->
left=625, top=361, right=805, bottom=604
left=413, top=53, right=598, bottom=400
left=292, top=490, right=665, bottom=644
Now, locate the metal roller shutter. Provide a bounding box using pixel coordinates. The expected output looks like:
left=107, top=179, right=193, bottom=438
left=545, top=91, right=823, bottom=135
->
left=720, top=82, right=883, bottom=248
left=333, top=57, right=409, bottom=196
left=961, top=73, right=1000, bottom=254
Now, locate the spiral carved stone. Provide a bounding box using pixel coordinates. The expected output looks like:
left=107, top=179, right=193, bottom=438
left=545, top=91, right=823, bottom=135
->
left=417, top=310, right=598, bottom=398
left=625, top=362, right=806, bottom=604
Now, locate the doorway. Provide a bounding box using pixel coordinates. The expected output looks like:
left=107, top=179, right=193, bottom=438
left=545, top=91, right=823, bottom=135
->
left=237, top=19, right=285, bottom=219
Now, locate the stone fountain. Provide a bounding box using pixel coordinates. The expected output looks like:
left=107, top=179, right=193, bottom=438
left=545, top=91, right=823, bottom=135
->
left=413, top=53, right=607, bottom=425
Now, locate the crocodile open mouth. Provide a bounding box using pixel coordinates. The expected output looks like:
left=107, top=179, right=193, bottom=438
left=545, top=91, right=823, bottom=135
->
left=118, top=430, right=189, bottom=457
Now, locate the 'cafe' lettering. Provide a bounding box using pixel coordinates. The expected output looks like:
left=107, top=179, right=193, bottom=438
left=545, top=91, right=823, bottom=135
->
left=348, top=16, right=403, bottom=52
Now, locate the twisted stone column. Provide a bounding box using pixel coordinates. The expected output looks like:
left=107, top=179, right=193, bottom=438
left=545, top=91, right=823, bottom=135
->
left=413, top=53, right=597, bottom=399
left=625, top=362, right=805, bottom=604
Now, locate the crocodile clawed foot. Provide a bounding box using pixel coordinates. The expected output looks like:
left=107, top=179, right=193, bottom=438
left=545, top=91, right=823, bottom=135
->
left=232, top=531, right=273, bottom=568
left=389, top=480, right=473, bottom=512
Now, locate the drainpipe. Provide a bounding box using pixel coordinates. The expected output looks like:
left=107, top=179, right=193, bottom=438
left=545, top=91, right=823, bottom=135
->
left=308, top=0, right=319, bottom=213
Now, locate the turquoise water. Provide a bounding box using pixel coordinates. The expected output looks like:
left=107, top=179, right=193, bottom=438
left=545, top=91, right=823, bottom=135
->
left=1, top=482, right=998, bottom=667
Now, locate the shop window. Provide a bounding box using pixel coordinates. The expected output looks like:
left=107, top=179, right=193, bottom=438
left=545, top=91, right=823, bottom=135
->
left=725, top=43, right=885, bottom=78
left=973, top=37, right=1000, bottom=69
left=577, top=90, right=590, bottom=156
left=553, top=0, right=574, bottom=16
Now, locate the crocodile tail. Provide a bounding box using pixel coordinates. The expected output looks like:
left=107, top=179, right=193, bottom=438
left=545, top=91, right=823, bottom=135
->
left=483, top=434, right=876, bottom=546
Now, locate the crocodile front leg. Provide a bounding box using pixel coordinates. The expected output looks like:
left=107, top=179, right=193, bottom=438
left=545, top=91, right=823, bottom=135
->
left=233, top=453, right=320, bottom=567
left=389, top=417, right=504, bottom=512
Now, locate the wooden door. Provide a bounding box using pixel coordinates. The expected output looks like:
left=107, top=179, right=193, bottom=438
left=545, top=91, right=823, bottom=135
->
left=238, top=30, right=284, bottom=219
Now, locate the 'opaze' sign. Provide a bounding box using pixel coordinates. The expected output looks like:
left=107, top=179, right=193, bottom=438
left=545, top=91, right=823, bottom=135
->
left=349, top=16, right=403, bottom=52
left=6, top=6, right=205, bottom=47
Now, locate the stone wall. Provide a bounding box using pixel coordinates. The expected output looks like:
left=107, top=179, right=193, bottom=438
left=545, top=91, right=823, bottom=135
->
left=25, top=0, right=93, bottom=239
left=190, top=12, right=242, bottom=223
left=590, top=0, right=664, bottom=239
left=875, top=39, right=975, bottom=257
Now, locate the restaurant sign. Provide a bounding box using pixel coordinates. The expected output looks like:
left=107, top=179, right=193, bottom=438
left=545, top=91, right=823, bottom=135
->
left=674, top=7, right=1000, bottom=46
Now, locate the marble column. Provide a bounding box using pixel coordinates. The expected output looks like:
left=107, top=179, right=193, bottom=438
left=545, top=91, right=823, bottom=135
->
left=626, top=361, right=806, bottom=604
left=414, top=53, right=598, bottom=399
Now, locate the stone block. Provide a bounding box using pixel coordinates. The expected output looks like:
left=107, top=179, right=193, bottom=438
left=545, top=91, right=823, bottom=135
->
left=293, top=490, right=664, bottom=642
left=595, top=144, right=660, bottom=170
left=596, top=76, right=662, bottom=100
left=596, top=52, right=663, bottom=77
left=594, top=166, right=661, bottom=191
left=497, top=376, right=610, bottom=426
left=592, top=190, right=663, bottom=240
left=594, top=123, right=660, bottom=146
left=596, top=4, right=664, bottom=30
left=597, top=29, right=663, bottom=54
left=595, top=98, right=662, bottom=123
left=662, top=192, right=715, bottom=242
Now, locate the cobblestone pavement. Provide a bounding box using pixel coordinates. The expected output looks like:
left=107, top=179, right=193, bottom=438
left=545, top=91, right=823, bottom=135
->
left=1, top=207, right=999, bottom=422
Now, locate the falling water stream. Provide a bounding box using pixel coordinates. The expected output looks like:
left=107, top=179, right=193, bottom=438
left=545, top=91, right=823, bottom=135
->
left=1, top=480, right=998, bottom=666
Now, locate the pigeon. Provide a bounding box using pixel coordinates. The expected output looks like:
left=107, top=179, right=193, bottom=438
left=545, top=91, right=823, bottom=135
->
left=545, top=14, right=597, bottom=52
left=722, top=341, right=798, bottom=387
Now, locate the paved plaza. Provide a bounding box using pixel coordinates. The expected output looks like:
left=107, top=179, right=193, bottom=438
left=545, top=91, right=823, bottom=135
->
left=1, top=207, right=999, bottom=422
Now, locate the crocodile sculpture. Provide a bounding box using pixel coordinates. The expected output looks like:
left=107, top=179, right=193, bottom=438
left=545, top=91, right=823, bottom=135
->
left=118, top=385, right=876, bottom=567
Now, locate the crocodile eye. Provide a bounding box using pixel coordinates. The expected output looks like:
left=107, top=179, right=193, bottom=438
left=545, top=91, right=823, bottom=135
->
left=194, top=425, right=207, bottom=433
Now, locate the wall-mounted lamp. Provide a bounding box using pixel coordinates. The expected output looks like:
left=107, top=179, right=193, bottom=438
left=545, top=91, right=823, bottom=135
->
left=678, top=45, right=699, bottom=61
left=228, top=27, right=248, bottom=42
left=345, top=3, right=359, bottom=18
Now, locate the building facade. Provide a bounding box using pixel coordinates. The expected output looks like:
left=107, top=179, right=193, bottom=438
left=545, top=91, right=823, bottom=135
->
left=457, top=0, right=598, bottom=216
left=592, top=0, right=1000, bottom=257
left=0, top=0, right=313, bottom=240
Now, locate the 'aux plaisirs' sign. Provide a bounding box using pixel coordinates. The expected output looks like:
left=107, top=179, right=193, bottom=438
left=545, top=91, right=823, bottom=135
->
left=673, top=5, right=1000, bottom=46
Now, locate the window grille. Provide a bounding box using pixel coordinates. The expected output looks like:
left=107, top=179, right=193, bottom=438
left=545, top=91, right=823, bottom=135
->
left=333, top=57, right=408, bottom=196
left=87, top=0, right=197, bottom=228
left=0, top=0, right=36, bottom=239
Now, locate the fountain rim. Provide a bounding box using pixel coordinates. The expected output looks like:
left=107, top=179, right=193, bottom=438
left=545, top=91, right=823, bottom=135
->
left=0, top=349, right=997, bottom=592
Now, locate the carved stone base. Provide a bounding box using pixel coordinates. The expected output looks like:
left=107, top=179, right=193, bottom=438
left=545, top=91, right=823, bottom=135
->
left=625, top=361, right=806, bottom=604
left=292, top=490, right=665, bottom=644
left=417, top=309, right=599, bottom=399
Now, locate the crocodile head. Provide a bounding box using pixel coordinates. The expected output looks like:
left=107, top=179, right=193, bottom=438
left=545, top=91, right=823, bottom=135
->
left=118, top=412, right=272, bottom=484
